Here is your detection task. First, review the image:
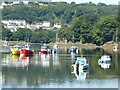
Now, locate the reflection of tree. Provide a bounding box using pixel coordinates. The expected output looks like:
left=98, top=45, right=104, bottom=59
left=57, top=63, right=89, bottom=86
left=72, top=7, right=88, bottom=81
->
left=2, top=48, right=119, bottom=87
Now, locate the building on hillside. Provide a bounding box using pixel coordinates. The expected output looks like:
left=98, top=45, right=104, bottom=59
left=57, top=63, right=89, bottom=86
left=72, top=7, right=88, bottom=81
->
left=13, top=1, right=20, bottom=4
left=1, top=20, right=26, bottom=32
left=23, top=1, right=29, bottom=4
left=42, top=21, right=51, bottom=29
left=53, top=23, right=61, bottom=29
left=0, top=2, right=8, bottom=6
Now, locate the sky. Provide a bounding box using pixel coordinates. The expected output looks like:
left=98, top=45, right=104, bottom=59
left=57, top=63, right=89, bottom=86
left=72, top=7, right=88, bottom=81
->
left=52, top=0, right=120, bottom=5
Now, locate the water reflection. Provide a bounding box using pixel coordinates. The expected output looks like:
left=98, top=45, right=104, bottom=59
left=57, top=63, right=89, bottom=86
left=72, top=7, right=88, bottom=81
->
left=98, top=55, right=111, bottom=69
left=2, top=54, right=33, bottom=67
left=71, top=69, right=89, bottom=81
left=40, top=54, right=50, bottom=67
left=2, top=46, right=119, bottom=88
left=52, top=54, right=60, bottom=66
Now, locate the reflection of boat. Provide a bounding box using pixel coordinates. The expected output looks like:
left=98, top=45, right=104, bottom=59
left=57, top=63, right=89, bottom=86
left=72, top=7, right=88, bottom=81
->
left=71, top=57, right=89, bottom=80
left=71, top=69, right=88, bottom=81
left=98, top=55, right=111, bottom=69
left=2, top=54, right=31, bottom=67
left=10, top=45, right=23, bottom=55
left=40, top=45, right=51, bottom=54
left=71, top=57, right=89, bottom=70
left=40, top=54, right=50, bottom=67
left=70, top=46, right=78, bottom=55
left=3, top=40, right=9, bottom=46
left=21, top=43, right=34, bottom=55
left=52, top=54, right=60, bottom=66
left=11, top=55, right=20, bottom=61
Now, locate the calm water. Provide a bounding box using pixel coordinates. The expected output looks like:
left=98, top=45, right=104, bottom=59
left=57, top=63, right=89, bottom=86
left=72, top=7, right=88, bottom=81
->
left=1, top=44, right=120, bottom=88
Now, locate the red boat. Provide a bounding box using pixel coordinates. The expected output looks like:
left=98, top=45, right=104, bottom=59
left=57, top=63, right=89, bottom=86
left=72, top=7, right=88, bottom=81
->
left=21, top=43, right=34, bottom=55
left=40, top=45, right=51, bottom=54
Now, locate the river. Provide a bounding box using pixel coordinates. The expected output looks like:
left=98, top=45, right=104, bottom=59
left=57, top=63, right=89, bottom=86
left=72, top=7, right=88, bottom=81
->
left=1, top=44, right=120, bottom=88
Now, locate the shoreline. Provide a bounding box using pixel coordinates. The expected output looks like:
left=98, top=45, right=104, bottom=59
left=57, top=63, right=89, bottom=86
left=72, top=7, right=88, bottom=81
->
left=1, top=40, right=120, bottom=49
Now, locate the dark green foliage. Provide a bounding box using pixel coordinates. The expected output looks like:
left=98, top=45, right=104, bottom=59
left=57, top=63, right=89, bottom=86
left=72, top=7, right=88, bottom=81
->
left=1, top=2, right=119, bottom=45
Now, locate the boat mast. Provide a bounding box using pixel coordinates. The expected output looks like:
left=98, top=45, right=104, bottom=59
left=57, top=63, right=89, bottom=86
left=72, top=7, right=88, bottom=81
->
left=115, top=28, right=118, bottom=43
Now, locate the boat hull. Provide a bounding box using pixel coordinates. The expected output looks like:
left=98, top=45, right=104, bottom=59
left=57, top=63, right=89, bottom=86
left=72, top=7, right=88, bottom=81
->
left=11, top=49, right=20, bottom=55
left=21, top=49, right=34, bottom=55
left=40, top=50, right=48, bottom=54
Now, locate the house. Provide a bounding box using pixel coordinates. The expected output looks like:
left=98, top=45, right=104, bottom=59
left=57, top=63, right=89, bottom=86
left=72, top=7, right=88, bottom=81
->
left=53, top=23, right=61, bottom=29
left=42, top=21, right=51, bottom=29
left=23, top=1, right=29, bottom=5
left=13, top=1, right=20, bottom=5
left=1, top=2, right=8, bottom=6
left=1, top=20, right=26, bottom=32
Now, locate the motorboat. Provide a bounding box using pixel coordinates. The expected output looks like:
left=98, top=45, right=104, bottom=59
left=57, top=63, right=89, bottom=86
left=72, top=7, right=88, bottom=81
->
left=52, top=44, right=58, bottom=54
left=40, top=44, right=51, bottom=54
left=98, top=55, right=111, bottom=69
left=71, top=57, right=89, bottom=70
left=20, top=43, right=34, bottom=55
left=10, top=45, right=23, bottom=55
left=3, top=40, right=9, bottom=46
left=70, top=46, right=78, bottom=55
left=113, top=44, right=119, bottom=52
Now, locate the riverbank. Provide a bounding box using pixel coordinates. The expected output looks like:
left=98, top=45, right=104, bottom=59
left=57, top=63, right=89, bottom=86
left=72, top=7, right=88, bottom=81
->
left=1, top=40, right=120, bottom=50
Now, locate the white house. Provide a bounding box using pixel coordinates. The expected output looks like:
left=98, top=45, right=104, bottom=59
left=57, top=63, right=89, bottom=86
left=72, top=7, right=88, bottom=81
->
left=23, top=1, right=29, bottom=5
left=13, top=1, right=20, bottom=5
left=53, top=23, right=61, bottom=29
left=1, top=20, right=26, bottom=26
left=42, top=21, right=50, bottom=28
left=1, top=2, right=8, bottom=6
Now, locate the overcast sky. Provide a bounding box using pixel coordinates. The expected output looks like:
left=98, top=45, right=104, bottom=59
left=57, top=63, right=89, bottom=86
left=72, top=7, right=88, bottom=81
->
left=52, top=0, right=120, bottom=5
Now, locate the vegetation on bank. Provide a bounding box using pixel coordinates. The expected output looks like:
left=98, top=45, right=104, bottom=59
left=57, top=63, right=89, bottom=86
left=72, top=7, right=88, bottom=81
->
left=1, top=2, right=120, bottom=45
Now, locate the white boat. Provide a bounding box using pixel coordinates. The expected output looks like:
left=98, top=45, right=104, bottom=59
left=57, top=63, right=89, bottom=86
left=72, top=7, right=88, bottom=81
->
left=71, top=57, right=89, bottom=70
left=3, top=40, right=9, bottom=46
left=113, top=29, right=119, bottom=52
left=113, top=44, right=119, bottom=52
left=70, top=46, right=78, bottom=55
left=98, top=55, right=111, bottom=69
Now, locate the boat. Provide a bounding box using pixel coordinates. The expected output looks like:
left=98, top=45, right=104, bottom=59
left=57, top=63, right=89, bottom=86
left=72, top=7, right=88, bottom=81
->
left=2, top=40, right=9, bottom=46
left=52, top=44, right=58, bottom=54
left=113, top=44, right=119, bottom=52
left=40, top=44, right=51, bottom=54
left=71, top=57, right=89, bottom=70
left=10, top=45, right=23, bottom=55
left=113, top=29, right=119, bottom=52
left=20, top=43, right=34, bottom=56
left=98, top=55, right=111, bottom=69
left=70, top=46, right=78, bottom=55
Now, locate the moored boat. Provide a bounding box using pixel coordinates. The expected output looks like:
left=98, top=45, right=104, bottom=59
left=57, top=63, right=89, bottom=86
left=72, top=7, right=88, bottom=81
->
left=71, top=57, right=89, bottom=71
left=70, top=46, right=78, bottom=55
left=21, top=43, right=34, bottom=55
left=52, top=44, right=58, bottom=54
left=3, top=40, right=9, bottom=46
left=10, top=45, right=23, bottom=55
left=40, top=44, right=51, bottom=54
left=113, top=44, right=119, bottom=52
